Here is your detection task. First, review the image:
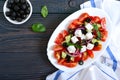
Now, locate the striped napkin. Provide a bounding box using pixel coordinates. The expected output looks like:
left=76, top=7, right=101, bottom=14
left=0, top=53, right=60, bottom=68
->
left=46, top=0, right=120, bottom=80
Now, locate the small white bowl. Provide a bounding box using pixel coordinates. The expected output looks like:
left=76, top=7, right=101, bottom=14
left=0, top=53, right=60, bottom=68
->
left=3, top=0, right=33, bottom=25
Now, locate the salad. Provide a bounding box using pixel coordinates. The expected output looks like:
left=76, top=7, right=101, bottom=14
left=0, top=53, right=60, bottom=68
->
left=53, top=13, right=108, bottom=68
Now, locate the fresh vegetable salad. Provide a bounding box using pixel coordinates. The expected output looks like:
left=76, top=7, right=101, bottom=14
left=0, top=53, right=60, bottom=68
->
left=53, top=13, right=108, bottom=68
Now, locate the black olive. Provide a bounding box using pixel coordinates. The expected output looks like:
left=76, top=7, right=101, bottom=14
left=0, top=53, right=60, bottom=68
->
left=81, top=40, right=86, bottom=45
left=7, top=3, right=12, bottom=9
left=6, top=12, right=11, bottom=17
left=26, top=2, right=30, bottom=8
left=94, top=42, right=99, bottom=46
left=81, top=29, right=87, bottom=34
left=19, top=10, right=24, bottom=15
left=16, top=12, right=21, bottom=17
left=62, top=42, right=68, bottom=47
left=68, top=29, right=74, bottom=34
left=85, top=17, right=91, bottom=23
left=16, top=17, right=22, bottom=22
left=76, top=41, right=81, bottom=45
left=79, top=60, right=84, bottom=65
left=11, top=12, right=16, bottom=17
left=20, top=0, right=26, bottom=3
left=21, top=4, right=27, bottom=10
left=8, top=0, right=14, bottom=4
left=81, top=24, right=85, bottom=27
left=14, top=0, right=20, bottom=3
left=21, top=14, right=27, bottom=19
left=14, top=5, right=20, bottom=11
left=10, top=16, right=16, bottom=20
left=66, top=55, right=71, bottom=62
left=25, top=9, right=30, bottom=14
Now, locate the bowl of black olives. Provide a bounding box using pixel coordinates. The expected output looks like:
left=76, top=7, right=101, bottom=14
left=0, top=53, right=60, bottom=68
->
left=3, top=0, right=33, bottom=24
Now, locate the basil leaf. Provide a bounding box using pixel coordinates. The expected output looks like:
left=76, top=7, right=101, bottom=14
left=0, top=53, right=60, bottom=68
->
left=67, top=42, right=74, bottom=46
left=41, top=6, right=48, bottom=18
left=97, top=31, right=101, bottom=39
left=67, top=42, right=82, bottom=49
left=93, top=24, right=98, bottom=30
left=75, top=44, right=82, bottom=49
left=93, top=24, right=101, bottom=39
left=32, top=23, right=46, bottom=32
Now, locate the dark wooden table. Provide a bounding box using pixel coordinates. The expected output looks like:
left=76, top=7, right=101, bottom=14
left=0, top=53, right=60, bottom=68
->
left=0, top=0, right=87, bottom=80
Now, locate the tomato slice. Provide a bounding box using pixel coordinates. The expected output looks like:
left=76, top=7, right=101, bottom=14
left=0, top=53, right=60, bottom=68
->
left=54, top=33, right=64, bottom=44
left=101, top=17, right=106, bottom=29
left=93, top=44, right=102, bottom=51
left=86, top=50, right=94, bottom=58
left=82, top=52, right=89, bottom=61
left=63, top=61, right=77, bottom=68
left=55, top=30, right=68, bottom=44
left=54, top=51, right=61, bottom=60
left=68, top=23, right=77, bottom=29
left=101, top=30, right=108, bottom=41
left=58, top=59, right=65, bottom=64
left=74, top=55, right=81, bottom=62
left=92, top=16, right=101, bottom=23
left=78, top=13, right=89, bottom=22
left=72, top=19, right=82, bottom=26
left=53, top=45, right=63, bottom=51
left=61, top=30, right=68, bottom=38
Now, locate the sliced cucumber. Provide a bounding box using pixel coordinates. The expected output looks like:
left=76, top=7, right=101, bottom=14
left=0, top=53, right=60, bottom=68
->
left=97, top=23, right=101, bottom=28
left=65, top=35, right=71, bottom=43
left=61, top=52, right=67, bottom=59
left=70, top=57, right=74, bottom=61
left=92, top=38, right=102, bottom=43
left=92, top=38, right=97, bottom=43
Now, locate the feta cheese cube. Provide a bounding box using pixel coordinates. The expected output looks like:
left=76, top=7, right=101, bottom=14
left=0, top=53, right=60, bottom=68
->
left=67, top=46, right=76, bottom=53
left=86, top=32, right=93, bottom=40
left=87, top=43, right=94, bottom=50
left=71, top=36, right=79, bottom=43
left=74, top=29, right=82, bottom=37
left=81, top=34, right=86, bottom=40
left=85, top=23, right=93, bottom=31
left=81, top=45, right=87, bottom=52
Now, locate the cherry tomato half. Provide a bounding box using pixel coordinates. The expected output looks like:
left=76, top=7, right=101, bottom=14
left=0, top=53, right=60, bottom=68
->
left=93, top=44, right=102, bottom=51
left=82, top=52, right=89, bottom=61
left=53, top=45, right=64, bottom=51
left=101, top=17, right=106, bottom=29
left=94, top=16, right=101, bottom=22
left=63, top=61, right=77, bottom=68
left=54, top=51, right=61, bottom=60
left=78, top=13, right=90, bottom=22
left=87, top=50, right=94, bottom=58
left=101, top=30, right=108, bottom=41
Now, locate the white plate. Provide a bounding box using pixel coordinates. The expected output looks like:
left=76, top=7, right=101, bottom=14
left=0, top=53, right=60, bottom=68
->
left=47, top=8, right=112, bottom=72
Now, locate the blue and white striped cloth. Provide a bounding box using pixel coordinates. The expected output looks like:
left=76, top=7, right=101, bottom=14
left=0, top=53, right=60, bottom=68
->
left=46, top=0, right=120, bottom=80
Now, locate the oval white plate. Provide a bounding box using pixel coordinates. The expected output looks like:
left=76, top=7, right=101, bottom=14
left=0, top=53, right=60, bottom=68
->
left=47, top=8, right=112, bottom=72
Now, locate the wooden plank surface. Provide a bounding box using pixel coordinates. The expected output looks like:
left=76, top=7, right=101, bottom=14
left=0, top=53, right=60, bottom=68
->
left=0, top=0, right=87, bottom=80
left=0, top=0, right=85, bottom=13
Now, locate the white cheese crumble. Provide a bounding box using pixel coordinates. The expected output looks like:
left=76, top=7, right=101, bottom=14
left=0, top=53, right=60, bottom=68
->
left=67, top=46, right=76, bottom=53
left=71, top=36, right=79, bottom=43
left=74, top=29, right=82, bottom=37
left=81, top=34, right=86, bottom=40
left=87, top=43, right=94, bottom=50
left=85, top=23, right=93, bottom=32
left=81, top=45, right=87, bottom=52
left=86, top=32, right=93, bottom=40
